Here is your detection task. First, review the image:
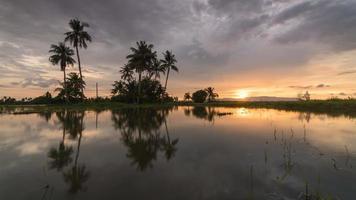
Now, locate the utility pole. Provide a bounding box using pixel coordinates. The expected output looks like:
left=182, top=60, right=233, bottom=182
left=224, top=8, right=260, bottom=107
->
left=96, top=82, right=98, bottom=99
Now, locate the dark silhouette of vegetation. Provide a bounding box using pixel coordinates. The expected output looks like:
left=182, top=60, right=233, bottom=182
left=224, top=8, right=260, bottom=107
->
left=49, top=42, right=76, bottom=101
left=111, top=78, right=165, bottom=103
left=111, top=41, right=178, bottom=103
left=64, top=18, right=92, bottom=80
left=298, top=91, right=311, bottom=101
left=31, top=92, right=53, bottom=104
left=161, top=50, right=178, bottom=91
left=126, top=41, right=157, bottom=103
left=56, top=73, right=86, bottom=102
left=192, top=89, right=208, bottom=103
left=111, top=107, right=179, bottom=171
left=183, top=92, right=192, bottom=101
left=205, top=87, right=219, bottom=102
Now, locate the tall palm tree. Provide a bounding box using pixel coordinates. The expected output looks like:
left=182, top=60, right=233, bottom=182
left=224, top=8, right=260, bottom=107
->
left=205, top=87, right=219, bottom=102
left=64, top=18, right=92, bottom=80
left=120, top=64, right=134, bottom=81
left=148, top=58, right=165, bottom=80
left=161, top=50, right=178, bottom=92
left=126, top=41, right=156, bottom=103
left=49, top=42, right=76, bottom=101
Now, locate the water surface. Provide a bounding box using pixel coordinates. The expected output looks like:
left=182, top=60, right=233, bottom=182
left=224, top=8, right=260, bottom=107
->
left=0, top=106, right=355, bottom=199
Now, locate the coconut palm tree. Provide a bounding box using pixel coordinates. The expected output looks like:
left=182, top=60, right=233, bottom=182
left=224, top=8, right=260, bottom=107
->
left=184, top=92, right=192, bottom=101
left=120, top=64, right=134, bottom=81
left=64, top=18, right=92, bottom=80
left=205, top=87, right=219, bottom=102
left=148, top=58, right=165, bottom=80
left=161, top=50, right=178, bottom=92
left=49, top=42, right=76, bottom=101
left=126, top=41, right=156, bottom=103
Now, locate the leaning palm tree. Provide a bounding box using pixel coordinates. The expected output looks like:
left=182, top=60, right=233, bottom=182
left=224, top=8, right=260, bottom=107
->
left=126, top=41, right=156, bottom=103
left=64, top=18, right=92, bottom=80
left=49, top=42, right=76, bottom=100
left=161, top=50, right=178, bottom=92
left=205, top=87, right=219, bottom=102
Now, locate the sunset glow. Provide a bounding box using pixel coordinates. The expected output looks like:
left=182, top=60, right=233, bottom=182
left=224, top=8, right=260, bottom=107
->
left=235, top=90, right=249, bottom=99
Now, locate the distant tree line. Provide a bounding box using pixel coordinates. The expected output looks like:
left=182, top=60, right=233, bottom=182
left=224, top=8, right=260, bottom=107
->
left=184, top=87, right=219, bottom=103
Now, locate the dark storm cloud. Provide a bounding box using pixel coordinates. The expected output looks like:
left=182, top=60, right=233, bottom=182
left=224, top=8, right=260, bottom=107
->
left=207, top=0, right=265, bottom=14
left=1, top=0, right=356, bottom=96
left=273, top=0, right=356, bottom=51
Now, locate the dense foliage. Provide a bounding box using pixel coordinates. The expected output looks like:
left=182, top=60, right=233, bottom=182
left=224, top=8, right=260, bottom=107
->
left=192, top=89, right=208, bottom=103
left=111, top=41, right=178, bottom=103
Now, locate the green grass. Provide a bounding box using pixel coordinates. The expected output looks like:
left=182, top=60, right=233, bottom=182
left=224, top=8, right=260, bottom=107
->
left=2, top=99, right=356, bottom=118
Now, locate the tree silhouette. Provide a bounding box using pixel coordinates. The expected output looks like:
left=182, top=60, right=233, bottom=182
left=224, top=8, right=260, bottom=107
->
left=126, top=41, right=157, bottom=103
left=161, top=50, right=178, bottom=92
left=56, top=73, right=86, bottom=102
left=148, top=58, right=165, bottom=80
left=64, top=18, right=92, bottom=80
left=49, top=42, right=76, bottom=101
left=184, top=92, right=192, bottom=101
left=205, top=87, right=219, bottom=102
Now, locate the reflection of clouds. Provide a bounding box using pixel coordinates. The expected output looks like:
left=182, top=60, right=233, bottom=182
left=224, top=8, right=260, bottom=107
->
left=16, top=142, right=48, bottom=156
left=0, top=108, right=355, bottom=198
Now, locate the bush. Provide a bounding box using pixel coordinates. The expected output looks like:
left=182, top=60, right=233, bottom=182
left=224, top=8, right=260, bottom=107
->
left=192, top=89, right=208, bottom=103
left=111, top=78, right=165, bottom=103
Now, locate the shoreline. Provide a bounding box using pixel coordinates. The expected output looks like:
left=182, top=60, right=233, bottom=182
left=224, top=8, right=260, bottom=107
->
left=1, top=99, right=356, bottom=117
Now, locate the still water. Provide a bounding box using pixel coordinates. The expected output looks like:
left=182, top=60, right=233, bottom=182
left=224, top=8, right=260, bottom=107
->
left=0, top=106, right=355, bottom=199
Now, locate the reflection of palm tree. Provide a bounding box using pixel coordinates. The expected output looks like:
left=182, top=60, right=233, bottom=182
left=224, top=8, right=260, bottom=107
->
left=112, top=107, right=179, bottom=171
left=63, top=131, right=90, bottom=194
left=51, top=110, right=90, bottom=194
left=48, top=121, right=73, bottom=171
left=48, top=140, right=73, bottom=171
left=161, top=120, right=178, bottom=160
left=122, top=130, right=161, bottom=171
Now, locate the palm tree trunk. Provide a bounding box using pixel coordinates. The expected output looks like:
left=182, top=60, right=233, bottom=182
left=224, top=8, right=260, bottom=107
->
left=164, top=120, right=170, bottom=143
left=62, top=127, right=66, bottom=143
left=63, top=68, right=68, bottom=102
left=137, top=72, right=142, bottom=104
left=164, top=68, right=170, bottom=92
left=75, top=46, right=82, bottom=79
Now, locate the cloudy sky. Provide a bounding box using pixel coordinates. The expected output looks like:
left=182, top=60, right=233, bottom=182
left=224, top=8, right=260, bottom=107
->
left=1, top=0, right=356, bottom=99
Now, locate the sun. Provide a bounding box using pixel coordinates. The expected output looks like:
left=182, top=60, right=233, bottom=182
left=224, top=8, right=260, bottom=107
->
left=235, top=90, right=249, bottom=99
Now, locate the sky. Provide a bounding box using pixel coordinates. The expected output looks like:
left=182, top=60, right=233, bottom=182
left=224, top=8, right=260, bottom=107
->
left=1, top=0, right=356, bottom=99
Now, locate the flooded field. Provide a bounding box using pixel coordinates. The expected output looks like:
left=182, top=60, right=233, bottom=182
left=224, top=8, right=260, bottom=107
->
left=0, top=106, right=355, bottom=199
